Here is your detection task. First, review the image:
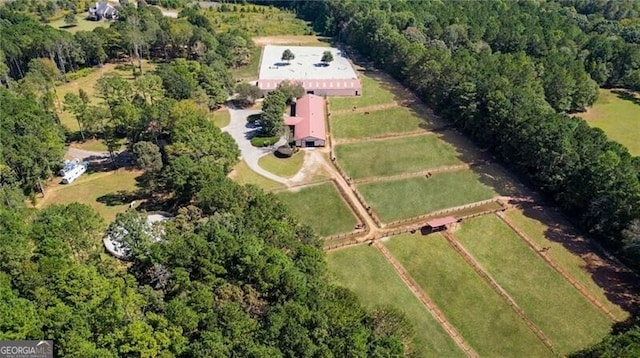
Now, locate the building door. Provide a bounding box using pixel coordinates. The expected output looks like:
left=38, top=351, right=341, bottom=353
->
left=355, top=91, right=359, bottom=96
left=306, top=91, right=315, bottom=94
left=305, top=140, right=315, bottom=147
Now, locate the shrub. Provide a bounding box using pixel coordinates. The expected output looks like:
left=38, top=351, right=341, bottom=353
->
left=251, top=136, right=279, bottom=147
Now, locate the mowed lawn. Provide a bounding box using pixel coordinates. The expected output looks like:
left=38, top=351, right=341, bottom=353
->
left=330, top=106, right=435, bottom=139
left=210, top=108, right=231, bottom=128
left=49, top=15, right=109, bottom=33
left=385, top=234, right=553, bottom=357
left=39, top=170, right=141, bottom=224
left=327, top=245, right=465, bottom=358
left=455, top=215, right=612, bottom=354
left=277, top=182, right=357, bottom=236
left=358, top=170, right=496, bottom=222
left=258, top=151, right=304, bottom=178
left=578, top=88, right=640, bottom=155
left=335, top=135, right=461, bottom=179
left=329, top=73, right=398, bottom=111
left=506, top=209, right=628, bottom=321
left=228, top=161, right=285, bottom=191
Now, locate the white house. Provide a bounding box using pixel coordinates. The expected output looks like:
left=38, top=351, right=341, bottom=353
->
left=61, top=162, right=87, bottom=184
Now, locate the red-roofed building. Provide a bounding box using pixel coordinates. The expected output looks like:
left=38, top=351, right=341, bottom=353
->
left=284, top=94, right=326, bottom=147
left=258, top=78, right=362, bottom=96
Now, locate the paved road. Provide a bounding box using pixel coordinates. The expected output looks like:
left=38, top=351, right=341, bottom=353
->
left=223, top=106, right=289, bottom=184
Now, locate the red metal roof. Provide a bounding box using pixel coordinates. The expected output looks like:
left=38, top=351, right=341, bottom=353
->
left=286, top=94, right=326, bottom=141
left=258, top=78, right=362, bottom=91
left=426, top=216, right=457, bottom=227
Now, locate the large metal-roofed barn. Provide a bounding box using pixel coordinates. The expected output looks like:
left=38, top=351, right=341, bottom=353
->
left=258, top=45, right=361, bottom=96
left=285, top=94, right=326, bottom=147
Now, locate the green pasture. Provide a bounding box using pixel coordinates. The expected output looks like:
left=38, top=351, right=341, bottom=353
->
left=327, top=245, right=465, bottom=358
left=330, top=106, right=435, bottom=140
left=258, top=151, right=304, bottom=178
left=228, top=161, right=285, bottom=191
left=358, top=170, right=496, bottom=222
left=277, top=182, right=357, bottom=236
left=455, top=215, right=612, bottom=354
left=385, top=234, right=553, bottom=357
left=506, top=209, right=628, bottom=321
left=579, top=88, right=640, bottom=155
left=335, top=134, right=461, bottom=179
left=329, top=73, right=399, bottom=111
left=39, top=170, right=141, bottom=224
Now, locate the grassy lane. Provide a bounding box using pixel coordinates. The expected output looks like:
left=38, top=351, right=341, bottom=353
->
left=505, top=209, right=628, bottom=321
left=327, top=245, right=465, bottom=358
left=277, top=182, right=357, bottom=236
left=385, top=234, right=553, bottom=357
left=335, top=135, right=461, bottom=179
left=455, top=215, right=612, bottom=354
left=578, top=88, right=640, bottom=155
left=330, top=107, right=435, bottom=139
left=358, top=170, right=496, bottom=222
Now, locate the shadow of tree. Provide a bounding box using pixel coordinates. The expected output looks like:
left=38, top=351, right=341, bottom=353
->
left=97, top=190, right=140, bottom=206
left=612, top=89, right=640, bottom=106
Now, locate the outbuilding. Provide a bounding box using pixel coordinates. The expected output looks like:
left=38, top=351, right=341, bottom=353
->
left=284, top=94, right=326, bottom=147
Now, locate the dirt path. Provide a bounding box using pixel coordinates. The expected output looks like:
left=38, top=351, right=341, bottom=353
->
left=332, top=130, right=435, bottom=145
left=496, top=211, right=618, bottom=321
left=373, top=241, right=479, bottom=358
left=252, top=35, right=331, bottom=46
left=330, top=102, right=398, bottom=115
left=441, top=231, right=558, bottom=355
left=353, top=163, right=472, bottom=185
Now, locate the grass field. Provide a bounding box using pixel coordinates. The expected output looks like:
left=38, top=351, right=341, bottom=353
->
left=358, top=170, right=496, bottom=222
left=385, top=234, right=553, bottom=357
left=329, top=73, right=399, bottom=111
left=335, top=135, right=461, bottom=179
left=228, top=161, right=285, bottom=191
left=57, top=61, right=157, bottom=131
left=211, top=108, right=231, bottom=128
left=231, top=46, right=263, bottom=80
left=68, top=139, right=109, bottom=153
left=506, top=209, right=628, bottom=321
left=277, top=182, right=357, bottom=236
left=327, top=245, right=465, bottom=357
left=579, top=88, right=640, bottom=155
left=330, top=106, right=435, bottom=140
left=258, top=151, right=304, bottom=178
left=38, top=170, right=141, bottom=224
left=455, top=215, right=612, bottom=354
left=48, top=15, right=108, bottom=33
left=205, top=5, right=312, bottom=36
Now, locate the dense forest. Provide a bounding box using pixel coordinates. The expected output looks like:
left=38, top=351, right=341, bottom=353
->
left=0, top=2, right=410, bottom=356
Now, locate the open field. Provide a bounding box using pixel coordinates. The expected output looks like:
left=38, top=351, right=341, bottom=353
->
left=56, top=61, right=157, bottom=131
left=211, top=108, right=231, bottom=128
left=38, top=169, right=141, bottom=224
left=334, top=135, right=461, bottom=179
left=258, top=151, right=304, bottom=178
left=385, top=234, right=553, bottom=357
left=330, top=106, right=435, bottom=140
left=231, top=46, right=263, bottom=80
left=204, top=4, right=311, bottom=36
left=578, top=88, right=640, bottom=155
left=329, top=72, right=399, bottom=110
left=327, top=245, right=465, bottom=358
left=228, top=161, right=285, bottom=191
left=455, top=215, right=611, bottom=354
left=277, top=182, right=357, bottom=236
left=358, top=170, right=496, bottom=222
left=48, top=15, right=109, bottom=33
left=505, top=209, right=629, bottom=320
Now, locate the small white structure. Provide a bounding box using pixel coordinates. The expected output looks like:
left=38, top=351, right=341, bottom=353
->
left=103, top=212, right=173, bottom=260
left=59, top=159, right=80, bottom=177
left=88, top=1, right=118, bottom=21
left=61, top=161, right=87, bottom=184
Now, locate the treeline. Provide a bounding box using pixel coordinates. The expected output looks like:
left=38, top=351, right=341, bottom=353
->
left=272, top=1, right=640, bottom=267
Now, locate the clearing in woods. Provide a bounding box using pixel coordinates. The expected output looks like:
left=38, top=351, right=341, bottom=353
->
left=454, top=215, right=612, bottom=354
left=578, top=88, right=640, bottom=156
left=327, top=245, right=465, bottom=358
left=384, top=234, right=554, bottom=357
